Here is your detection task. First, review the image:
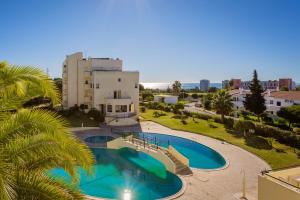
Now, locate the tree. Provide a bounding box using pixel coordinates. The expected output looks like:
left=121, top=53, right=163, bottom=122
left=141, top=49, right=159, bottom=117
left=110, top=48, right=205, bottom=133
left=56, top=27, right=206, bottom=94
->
left=172, top=80, right=182, bottom=95
left=212, top=90, right=233, bottom=122
left=277, top=105, right=300, bottom=128
left=208, top=87, right=218, bottom=93
left=0, top=62, right=94, bottom=199
left=179, top=92, right=188, bottom=99
left=201, top=94, right=213, bottom=110
left=280, top=86, right=289, bottom=91
left=243, top=70, right=266, bottom=118
left=141, top=90, right=154, bottom=101
left=234, top=120, right=255, bottom=137
left=139, top=83, right=145, bottom=92
left=53, top=77, right=62, bottom=94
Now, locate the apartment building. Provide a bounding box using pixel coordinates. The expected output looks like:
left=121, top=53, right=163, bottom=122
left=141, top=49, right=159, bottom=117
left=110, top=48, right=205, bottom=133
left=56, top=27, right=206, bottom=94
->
left=62, top=52, right=139, bottom=126
left=241, top=80, right=279, bottom=91
left=279, top=78, right=294, bottom=90
left=200, top=79, right=210, bottom=91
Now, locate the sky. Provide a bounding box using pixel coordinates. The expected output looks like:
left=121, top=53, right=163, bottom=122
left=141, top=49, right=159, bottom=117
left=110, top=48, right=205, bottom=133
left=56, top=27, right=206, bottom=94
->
left=0, top=0, right=299, bottom=83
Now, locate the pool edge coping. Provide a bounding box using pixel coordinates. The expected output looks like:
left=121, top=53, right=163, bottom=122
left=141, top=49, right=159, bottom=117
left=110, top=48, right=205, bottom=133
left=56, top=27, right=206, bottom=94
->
left=84, top=176, right=187, bottom=200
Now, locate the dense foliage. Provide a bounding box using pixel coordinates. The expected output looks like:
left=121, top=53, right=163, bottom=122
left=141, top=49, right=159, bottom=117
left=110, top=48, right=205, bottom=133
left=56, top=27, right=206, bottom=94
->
left=0, top=62, right=94, bottom=200
left=277, top=105, right=300, bottom=128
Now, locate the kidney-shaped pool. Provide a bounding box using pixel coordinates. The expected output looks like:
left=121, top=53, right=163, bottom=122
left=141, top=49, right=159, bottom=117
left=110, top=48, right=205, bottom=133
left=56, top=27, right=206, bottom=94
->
left=137, top=132, right=226, bottom=169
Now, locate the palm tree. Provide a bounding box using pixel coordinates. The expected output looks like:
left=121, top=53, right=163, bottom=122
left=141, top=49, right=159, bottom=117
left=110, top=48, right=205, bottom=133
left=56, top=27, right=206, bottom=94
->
left=172, top=80, right=182, bottom=95
left=212, top=89, right=233, bottom=122
left=0, top=62, right=94, bottom=200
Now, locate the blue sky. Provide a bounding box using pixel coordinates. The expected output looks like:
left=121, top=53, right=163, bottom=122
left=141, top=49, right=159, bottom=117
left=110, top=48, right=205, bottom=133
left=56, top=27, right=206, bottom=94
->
left=0, top=0, right=299, bottom=83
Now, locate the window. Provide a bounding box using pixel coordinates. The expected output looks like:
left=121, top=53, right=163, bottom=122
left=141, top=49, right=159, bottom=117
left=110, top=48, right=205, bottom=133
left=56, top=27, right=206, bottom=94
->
left=277, top=101, right=281, bottom=106
left=118, top=78, right=121, bottom=82
left=270, top=100, right=273, bottom=104
left=96, top=83, right=99, bottom=89
left=135, top=83, right=138, bottom=88
left=114, top=90, right=121, bottom=99
left=85, top=80, right=89, bottom=84
left=90, top=96, right=92, bottom=101
left=84, top=104, right=88, bottom=109
left=129, top=104, right=131, bottom=112
left=107, top=105, right=112, bottom=112
left=115, top=105, right=127, bottom=112
left=90, top=84, right=92, bottom=88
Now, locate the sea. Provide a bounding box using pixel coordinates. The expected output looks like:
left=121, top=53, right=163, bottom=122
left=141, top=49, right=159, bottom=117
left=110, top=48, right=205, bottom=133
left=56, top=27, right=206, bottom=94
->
left=141, top=82, right=222, bottom=90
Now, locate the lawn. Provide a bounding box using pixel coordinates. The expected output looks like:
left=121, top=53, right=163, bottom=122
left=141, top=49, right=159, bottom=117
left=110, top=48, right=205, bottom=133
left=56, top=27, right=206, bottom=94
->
left=140, top=109, right=300, bottom=169
left=62, top=111, right=99, bottom=127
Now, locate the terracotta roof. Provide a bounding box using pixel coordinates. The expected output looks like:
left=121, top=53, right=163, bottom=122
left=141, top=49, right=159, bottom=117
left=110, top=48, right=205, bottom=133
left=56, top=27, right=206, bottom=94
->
left=269, top=91, right=300, bottom=101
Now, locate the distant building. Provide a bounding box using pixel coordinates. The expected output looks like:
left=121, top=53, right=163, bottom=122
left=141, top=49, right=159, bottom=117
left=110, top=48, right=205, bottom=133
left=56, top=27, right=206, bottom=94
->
left=230, top=79, right=242, bottom=90
left=62, top=52, right=139, bottom=126
left=200, top=79, right=210, bottom=91
left=222, top=80, right=230, bottom=89
left=241, top=80, right=278, bottom=91
left=154, top=95, right=178, bottom=104
left=279, top=78, right=293, bottom=90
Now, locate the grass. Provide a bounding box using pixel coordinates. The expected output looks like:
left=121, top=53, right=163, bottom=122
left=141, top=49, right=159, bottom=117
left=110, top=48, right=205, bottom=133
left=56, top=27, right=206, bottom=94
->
left=63, top=111, right=99, bottom=127
left=140, top=109, right=300, bottom=169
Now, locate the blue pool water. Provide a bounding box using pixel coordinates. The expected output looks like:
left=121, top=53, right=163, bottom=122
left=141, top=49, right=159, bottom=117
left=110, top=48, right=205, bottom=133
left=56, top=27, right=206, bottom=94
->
left=137, top=132, right=226, bottom=169
left=50, top=148, right=182, bottom=200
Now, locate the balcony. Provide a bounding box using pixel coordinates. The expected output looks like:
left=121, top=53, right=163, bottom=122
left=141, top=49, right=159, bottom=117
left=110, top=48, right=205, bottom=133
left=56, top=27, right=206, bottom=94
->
left=104, top=97, right=132, bottom=105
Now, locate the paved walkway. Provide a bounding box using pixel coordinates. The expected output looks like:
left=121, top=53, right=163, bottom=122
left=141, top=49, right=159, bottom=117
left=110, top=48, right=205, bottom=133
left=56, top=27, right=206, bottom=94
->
left=140, top=121, right=271, bottom=200
left=72, top=121, right=271, bottom=200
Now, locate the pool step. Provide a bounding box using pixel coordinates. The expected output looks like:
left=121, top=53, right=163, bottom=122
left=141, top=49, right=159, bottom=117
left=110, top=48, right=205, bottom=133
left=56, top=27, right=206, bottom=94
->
left=163, top=150, right=193, bottom=175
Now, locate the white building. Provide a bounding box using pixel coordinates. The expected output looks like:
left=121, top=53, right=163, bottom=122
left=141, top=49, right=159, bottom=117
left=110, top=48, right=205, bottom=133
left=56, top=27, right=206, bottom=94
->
left=62, top=52, right=139, bottom=126
left=154, top=95, right=178, bottom=104
left=265, top=91, right=300, bottom=114
left=229, top=89, right=251, bottom=110
left=200, top=79, right=210, bottom=92
left=229, top=89, right=300, bottom=115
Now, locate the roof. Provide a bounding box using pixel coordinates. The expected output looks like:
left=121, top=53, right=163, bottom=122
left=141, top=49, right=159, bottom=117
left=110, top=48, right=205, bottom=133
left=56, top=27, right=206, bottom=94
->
left=228, top=89, right=251, bottom=96
left=269, top=91, right=300, bottom=101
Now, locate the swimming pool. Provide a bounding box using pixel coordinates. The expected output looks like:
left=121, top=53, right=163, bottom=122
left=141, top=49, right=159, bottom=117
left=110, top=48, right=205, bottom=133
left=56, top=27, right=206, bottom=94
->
left=84, top=135, right=114, bottom=144
left=50, top=148, right=182, bottom=200
left=137, top=132, right=226, bottom=169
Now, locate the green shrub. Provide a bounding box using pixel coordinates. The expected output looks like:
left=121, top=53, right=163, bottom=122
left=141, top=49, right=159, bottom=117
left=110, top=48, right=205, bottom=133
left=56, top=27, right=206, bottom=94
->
left=254, top=123, right=300, bottom=149
left=191, top=93, right=199, bottom=99
left=87, top=108, right=104, bottom=122
left=195, top=113, right=212, bottom=120
left=212, top=115, right=223, bottom=124
left=164, top=106, right=171, bottom=112
left=181, top=119, right=188, bottom=124
left=234, top=120, right=255, bottom=137
left=153, top=111, right=166, bottom=118
left=224, top=117, right=234, bottom=129
left=140, top=106, right=146, bottom=113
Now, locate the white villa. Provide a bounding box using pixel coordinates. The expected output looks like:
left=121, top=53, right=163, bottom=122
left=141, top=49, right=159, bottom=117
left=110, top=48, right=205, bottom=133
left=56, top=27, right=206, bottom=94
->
left=230, top=89, right=300, bottom=114
left=62, top=52, right=139, bottom=126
